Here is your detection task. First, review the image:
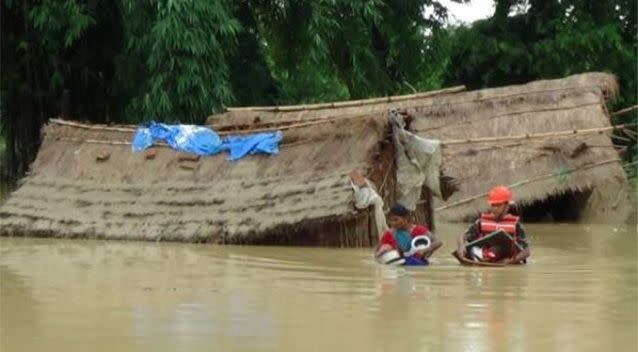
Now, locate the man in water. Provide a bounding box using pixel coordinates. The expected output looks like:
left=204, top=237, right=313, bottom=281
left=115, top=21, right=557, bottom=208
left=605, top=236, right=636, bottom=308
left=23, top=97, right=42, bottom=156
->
left=376, top=204, right=443, bottom=265
left=456, top=186, right=530, bottom=264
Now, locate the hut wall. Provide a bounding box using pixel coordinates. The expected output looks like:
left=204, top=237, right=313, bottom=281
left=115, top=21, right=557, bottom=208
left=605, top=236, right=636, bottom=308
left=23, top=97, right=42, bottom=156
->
left=240, top=194, right=434, bottom=248
left=246, top=213, right=376, bottom=247
left=216, top=131, right=435, bottom=247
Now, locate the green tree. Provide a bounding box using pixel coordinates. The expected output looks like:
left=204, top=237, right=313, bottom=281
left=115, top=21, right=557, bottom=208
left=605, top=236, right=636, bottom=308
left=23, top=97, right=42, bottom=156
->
left=1, top=0, right=122, bottom=184
left=443, top=0, right=637, bottom=176
left=253, top=0, right=456, bottom=101
left=1, top=0, right=458, bottom=187
left=444, top=0, right=636, bottom=108
left=120, top=0, right=241, bottom=122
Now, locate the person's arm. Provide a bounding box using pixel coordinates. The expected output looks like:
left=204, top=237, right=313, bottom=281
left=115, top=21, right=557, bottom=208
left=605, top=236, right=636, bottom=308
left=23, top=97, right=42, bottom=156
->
left=507, top=248, right=530, bottom=264
left=502, top=223, right=530, bottom=264
left=422, top=231, right=442, bottom=258
left=409, top=225, right=441, bottom=258
left=349, top=170, right=367, bottom=187
left=456, top=220, right=479, bottom=256
left=375, top=231, right=397, bottom=256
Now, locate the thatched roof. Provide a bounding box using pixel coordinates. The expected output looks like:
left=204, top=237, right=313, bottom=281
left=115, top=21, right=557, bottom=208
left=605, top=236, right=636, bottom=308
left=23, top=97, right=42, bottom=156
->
left=409, top=73, right=629, bottom=222
left=0, top=72, right=629, bottom=243
left=0, top=110, right=393, bottom=242
left=208, top=72, right=629, bottom=223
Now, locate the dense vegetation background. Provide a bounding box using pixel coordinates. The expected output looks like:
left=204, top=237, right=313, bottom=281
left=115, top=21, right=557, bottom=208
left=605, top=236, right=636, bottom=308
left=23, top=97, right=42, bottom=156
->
left=1, top=0, right=636, bottom=189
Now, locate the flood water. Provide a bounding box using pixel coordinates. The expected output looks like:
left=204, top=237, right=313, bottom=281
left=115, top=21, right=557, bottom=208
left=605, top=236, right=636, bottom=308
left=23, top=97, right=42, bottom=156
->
left=1, top=223, right=636, bottom=352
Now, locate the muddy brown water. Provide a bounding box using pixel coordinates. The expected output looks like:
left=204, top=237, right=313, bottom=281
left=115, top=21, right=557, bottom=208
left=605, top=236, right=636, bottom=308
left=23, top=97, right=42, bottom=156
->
left=1, top=223, right=636, bottom=352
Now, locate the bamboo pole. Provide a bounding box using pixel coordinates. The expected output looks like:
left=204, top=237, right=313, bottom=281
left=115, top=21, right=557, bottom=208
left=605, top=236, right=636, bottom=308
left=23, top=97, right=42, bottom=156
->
left=446, top=142, right=523, bottom=156
left=445, top=141, right=627, bottom=156
left=417, top=102, right=601, bottom=133
left=225, top=86, right=466, bottom=112
left=622, top=128, right=637, bottom=138
left=56, top=137, right=170, bottom=148
left=611, top=134, right=632, bottom=143
left=434, top=158, right=622, bottom=211
left=222, top=117, right=333, bottom=135
left=611, top=105, right=638, bottom=116
left=441, top=124, right=630, bottom=146
left=226, top=85, right=608, bottom=114
left=56, top=135, right=308, bottom=149
left=378, top=161, right=394, bottom=195
left=52, top=112, right=383, bottom=137
left=217, top=111, right=385, bottom=135
left=584, top=144, right=628, bottom=150
left=212, top=109, right=384, bottom=131
left=57, top=137, right=133, bottom=145
left=50, top=118, right=137, bottom=132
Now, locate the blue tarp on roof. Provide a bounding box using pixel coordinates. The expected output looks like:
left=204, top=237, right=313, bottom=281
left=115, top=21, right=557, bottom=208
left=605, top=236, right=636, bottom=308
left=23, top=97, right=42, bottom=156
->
left=132, top=122, right=282, bottom=161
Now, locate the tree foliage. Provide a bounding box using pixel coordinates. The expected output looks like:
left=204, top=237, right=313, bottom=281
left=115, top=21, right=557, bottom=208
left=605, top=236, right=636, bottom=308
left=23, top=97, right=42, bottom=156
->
left=1, top=0, right=635, bottom=188
left=1, top=0, right=457, bottom=185
left=2, top=0, right=119, bottom=181
left=445, top=0, right=636, bottom=108
left=442, top=0, right=637, bottom=177
left=121, top=0, right=241, bottom=122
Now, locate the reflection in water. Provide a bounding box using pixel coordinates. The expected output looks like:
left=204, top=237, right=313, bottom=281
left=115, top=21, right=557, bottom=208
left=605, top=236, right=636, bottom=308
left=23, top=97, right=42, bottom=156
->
left=0, top=223, right=636, bottom=352
left=0, top=265, right=40, bottom=352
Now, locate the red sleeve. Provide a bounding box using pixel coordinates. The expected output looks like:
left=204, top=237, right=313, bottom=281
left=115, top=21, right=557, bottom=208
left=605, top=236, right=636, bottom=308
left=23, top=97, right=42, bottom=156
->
left=379, top=231, right=398, bottom=249
left=411, top=224, right=429, bottom=237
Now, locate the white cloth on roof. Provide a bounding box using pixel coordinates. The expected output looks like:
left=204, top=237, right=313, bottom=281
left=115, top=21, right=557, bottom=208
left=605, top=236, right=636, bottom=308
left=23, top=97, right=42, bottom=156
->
left=390, top=109, right=442, bottom=210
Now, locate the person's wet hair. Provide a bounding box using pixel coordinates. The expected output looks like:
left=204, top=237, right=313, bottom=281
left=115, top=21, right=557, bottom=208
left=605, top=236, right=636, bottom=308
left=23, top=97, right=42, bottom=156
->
left=389, top=204, right=410, bottom=217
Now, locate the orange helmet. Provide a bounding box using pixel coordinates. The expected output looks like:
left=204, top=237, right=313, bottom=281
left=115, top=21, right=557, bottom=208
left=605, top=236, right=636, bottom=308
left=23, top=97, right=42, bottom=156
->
left=487, top=186, right=513, bottom=205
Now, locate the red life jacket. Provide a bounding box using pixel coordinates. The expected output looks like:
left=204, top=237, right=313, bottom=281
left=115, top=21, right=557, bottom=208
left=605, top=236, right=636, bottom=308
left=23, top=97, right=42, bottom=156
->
left=479, top=213, right=519, bottom=235
left=478, top=213, right=520, bottom=260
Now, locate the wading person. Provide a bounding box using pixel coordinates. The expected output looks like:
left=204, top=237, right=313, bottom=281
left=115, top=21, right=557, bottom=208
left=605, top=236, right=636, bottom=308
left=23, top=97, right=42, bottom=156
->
left=456, top=186, right=530, bottom=264
left=375, top=203, right=443, bottom=265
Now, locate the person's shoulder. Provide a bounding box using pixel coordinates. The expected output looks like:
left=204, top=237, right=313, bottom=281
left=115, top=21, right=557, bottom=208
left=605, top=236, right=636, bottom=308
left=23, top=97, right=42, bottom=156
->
left=381, top=230, right=393, bottom=238
left=411, top=224, right=429, bottom=236
left=379, top=230, right=397, bottom=248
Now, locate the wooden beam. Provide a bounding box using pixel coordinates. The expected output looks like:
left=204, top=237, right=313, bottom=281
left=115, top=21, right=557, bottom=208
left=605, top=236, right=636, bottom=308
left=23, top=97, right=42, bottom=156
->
left=611, top=105, right=638, bottom=116
left=434, top=158, right=623, bottom=211
left=441, top=124, right=630, bottom=146
left=225, top=86, right=466, bottom=112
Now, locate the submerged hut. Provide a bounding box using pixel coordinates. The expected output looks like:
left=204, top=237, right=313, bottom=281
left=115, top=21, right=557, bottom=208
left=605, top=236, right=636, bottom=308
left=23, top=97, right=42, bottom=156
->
left=0, top=72, right=630, bottom=245
left=0, top=89, right=456, bottom=246
left=210, top=72, right=631, bottom=223
left=411, top=73, right=632, bottom=222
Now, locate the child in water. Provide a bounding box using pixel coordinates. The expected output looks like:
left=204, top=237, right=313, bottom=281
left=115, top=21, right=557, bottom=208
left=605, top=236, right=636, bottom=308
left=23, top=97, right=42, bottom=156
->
left=376, top=204, right=442, bottom=265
